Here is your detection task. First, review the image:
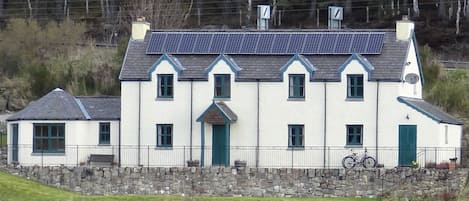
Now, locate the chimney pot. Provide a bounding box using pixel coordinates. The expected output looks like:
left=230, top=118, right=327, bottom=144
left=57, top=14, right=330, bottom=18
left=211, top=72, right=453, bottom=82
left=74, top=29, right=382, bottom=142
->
left=131, top=18, right=150, bottom=40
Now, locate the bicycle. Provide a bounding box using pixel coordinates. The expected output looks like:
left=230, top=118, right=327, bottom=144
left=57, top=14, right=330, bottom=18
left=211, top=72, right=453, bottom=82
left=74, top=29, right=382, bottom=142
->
left=342, top=148, right=376, bottom=169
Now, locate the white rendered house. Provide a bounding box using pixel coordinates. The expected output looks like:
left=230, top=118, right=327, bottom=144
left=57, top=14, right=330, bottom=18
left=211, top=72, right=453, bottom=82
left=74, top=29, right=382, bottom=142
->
left=117, top=19, right=463, bottom=168
left=6, top=89, right=120, bottom=166
left=7, top=19, right=463, bottom=168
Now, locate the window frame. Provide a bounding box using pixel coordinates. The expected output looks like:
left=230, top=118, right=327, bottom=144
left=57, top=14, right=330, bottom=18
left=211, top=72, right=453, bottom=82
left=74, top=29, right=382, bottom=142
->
left=214, top=74, right=231, bottom=98
left=346, top=125, right=363, bottom=146
left=347, top=74, right=364, bottom=98
left=157, top=74, right=174, bottom=98
left=33, top=123, right=65, bottom=153
left=289, top=74, right=305, bottom=98
left=288, top=124, right=304, bottom=148
left=99, top=122, right=111, bottom=145
left=157, top=124, right=173, bottom=148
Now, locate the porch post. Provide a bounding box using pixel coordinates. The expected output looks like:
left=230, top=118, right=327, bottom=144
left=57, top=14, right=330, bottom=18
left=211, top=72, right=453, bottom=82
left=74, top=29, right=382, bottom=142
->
left=200, top=121, right=205, bottom=167
left=225, top=123, right=230, bottom=166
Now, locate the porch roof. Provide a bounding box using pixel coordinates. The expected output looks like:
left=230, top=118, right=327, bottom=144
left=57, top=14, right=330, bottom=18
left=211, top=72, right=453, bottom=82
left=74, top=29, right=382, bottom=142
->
left=196, top=101, right=237, bottom=124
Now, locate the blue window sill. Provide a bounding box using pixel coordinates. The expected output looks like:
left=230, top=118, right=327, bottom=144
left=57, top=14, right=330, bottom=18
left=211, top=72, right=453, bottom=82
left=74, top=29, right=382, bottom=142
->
left=155, top=146, right=173, bottom=150
left=213, top=97, right=231, bottom=101
left=344, top=145, right=363, bottom=148
left=288, top=97, right=305, bottom=101
left=31, top=152, right=65, bottom=156
left=98, top=144, right=111, bottom=146
left=287, top=147, right=305, bottom=151
left=155, top=97, right=174, bottom=101
left=345, top=97, right=364, bottom=102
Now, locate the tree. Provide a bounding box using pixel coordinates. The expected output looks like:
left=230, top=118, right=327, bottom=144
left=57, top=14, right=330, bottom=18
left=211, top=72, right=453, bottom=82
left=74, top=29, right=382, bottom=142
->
left=413, top=0, right=419, bottom=16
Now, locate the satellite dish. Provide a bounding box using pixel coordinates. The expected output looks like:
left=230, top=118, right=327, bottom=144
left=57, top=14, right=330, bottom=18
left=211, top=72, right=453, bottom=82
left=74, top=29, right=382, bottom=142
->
left=405, top=73, right=419, bottom=84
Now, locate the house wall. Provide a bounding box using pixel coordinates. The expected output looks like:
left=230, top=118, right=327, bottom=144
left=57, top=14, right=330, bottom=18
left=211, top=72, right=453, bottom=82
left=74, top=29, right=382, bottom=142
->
left=7, top=120, right=119, bottom=166
left=400, top=39, right=423, bottom=98
left=119, top=40, right=462, bottom=168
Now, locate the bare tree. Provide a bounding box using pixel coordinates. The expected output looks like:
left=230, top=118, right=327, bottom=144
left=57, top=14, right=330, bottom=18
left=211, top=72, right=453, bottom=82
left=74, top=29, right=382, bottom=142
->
left=345, top=0, right=352, bottom=17
left=456, top=0, right=461, bottom=35
left=124, top=0, right=192, bottom=29
left=438, top=0, right=447, bottom=18
left=413, top=0, right=419, bottom=17
left=309, top=0, right=317, bottom=19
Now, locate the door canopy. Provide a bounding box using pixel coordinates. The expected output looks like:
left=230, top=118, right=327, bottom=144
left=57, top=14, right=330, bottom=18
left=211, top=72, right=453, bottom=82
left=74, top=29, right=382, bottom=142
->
left=197, top=101, right=237, bottom=124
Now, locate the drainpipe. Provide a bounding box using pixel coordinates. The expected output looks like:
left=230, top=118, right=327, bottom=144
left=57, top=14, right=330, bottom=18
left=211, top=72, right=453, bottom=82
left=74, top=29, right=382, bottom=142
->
left=256, top=79, right=260, bottom=168
left=323, top=81, right=327, bottom=169
left=375, top=80, right=380, bottom=163
left=137, top=82, right=142, bottom=166
left=118, top=120, right=121, bottom=167
left=189, top=80, right=193, bottom=161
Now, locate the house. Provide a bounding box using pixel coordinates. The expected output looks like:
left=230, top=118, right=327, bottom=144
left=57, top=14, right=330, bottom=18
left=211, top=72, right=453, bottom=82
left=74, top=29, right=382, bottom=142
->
left=6, top=88, right=120, bottom=166
left=6, top=17, right=463, bottom=168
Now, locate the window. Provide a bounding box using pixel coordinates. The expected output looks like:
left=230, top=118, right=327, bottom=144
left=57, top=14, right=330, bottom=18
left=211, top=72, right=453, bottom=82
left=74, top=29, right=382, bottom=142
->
left=288, top=125, right=304, bottom=148
left=347, top=75, right=364, bottom=98
left=157, top=124, right=173, bottom=147
left=289, top=74, right=305, bottom=98
left=346, top=125, right=363, bottom=146
left=214, top=74, right=230, bottom=98
left=158, top=74, right=173, bottom=98
left=33, top=124, right=65, bottom=153
left=99, top=123, right=110, bottom=145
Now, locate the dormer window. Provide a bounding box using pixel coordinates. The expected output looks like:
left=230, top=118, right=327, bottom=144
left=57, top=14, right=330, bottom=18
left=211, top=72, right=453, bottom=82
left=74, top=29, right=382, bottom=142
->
left=347, top=74, right=363, bottom=98
left=158, top=74, right=173, bottom=98
left=289, top=74, right=305, bottom=98
left=214, top=74, right=230, bottom=98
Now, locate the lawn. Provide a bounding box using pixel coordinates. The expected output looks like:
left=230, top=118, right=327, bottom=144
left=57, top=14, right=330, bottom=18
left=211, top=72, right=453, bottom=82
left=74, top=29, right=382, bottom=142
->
left=0, top=169, right=375, bottom=201
left=0, top=134, right=6, bottom=147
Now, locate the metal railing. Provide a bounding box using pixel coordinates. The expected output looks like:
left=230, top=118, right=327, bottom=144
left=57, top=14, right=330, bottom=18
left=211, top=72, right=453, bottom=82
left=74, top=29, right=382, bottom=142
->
left=5, top=144, right=462, bottom=168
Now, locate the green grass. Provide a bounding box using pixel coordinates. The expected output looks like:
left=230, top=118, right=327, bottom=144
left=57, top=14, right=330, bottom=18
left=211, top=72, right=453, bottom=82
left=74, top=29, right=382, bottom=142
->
left=0, top=134, right=6, bottom=147
left=0, top=169, right=375, bottom=201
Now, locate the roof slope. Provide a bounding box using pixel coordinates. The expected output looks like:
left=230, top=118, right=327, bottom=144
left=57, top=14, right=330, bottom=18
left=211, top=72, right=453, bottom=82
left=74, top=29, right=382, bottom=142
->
left=7, top=89, right=120, bottom=121
left=119, top=30, right=408, bottom=82
left=398, top=97, right=463, bottom=125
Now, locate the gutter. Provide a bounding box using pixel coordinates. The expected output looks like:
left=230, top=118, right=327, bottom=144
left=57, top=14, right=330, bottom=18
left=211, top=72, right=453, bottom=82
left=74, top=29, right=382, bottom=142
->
left=375, top=80, right=380, bottom=164
left=256, top=79, right=260, bottom=168
left=138, top=82, right=142, bottom=166
left=189, top=80, right=193, bottom=161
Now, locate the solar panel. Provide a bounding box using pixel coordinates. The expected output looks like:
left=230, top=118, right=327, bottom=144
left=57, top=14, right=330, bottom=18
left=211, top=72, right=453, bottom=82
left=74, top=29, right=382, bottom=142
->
left=225, top=34, right=243, bottom=53
left=286, top=34, right=305, bottom=53
left=146, top=32, right=386, bottom=55
left=178, top=34, right=197, bottom=53
left=256, top=34, right=275, bottom=54
left=241, top=34, right=259, bottom=53
left=194, top=34, right=213, bottom=53
left=335, top=34, right=353, bottom=54
left=319, top=34, right=337, bottom=53
left=163, top=34, right=181, bottom=53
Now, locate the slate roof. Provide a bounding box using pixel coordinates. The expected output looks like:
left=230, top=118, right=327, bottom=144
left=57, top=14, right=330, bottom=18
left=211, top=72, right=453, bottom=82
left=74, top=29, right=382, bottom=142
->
left=398, top=97, right=463, bottom=125
left=7, top=89, right=120, bottom=121
left=196, top=101, right=238, bottom=122
left=119, top=30, right=408, bottom=82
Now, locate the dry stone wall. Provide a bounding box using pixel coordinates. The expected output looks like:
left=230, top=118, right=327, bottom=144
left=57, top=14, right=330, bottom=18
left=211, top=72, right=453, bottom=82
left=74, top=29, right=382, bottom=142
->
left=2, top=163, right=467, bottom=199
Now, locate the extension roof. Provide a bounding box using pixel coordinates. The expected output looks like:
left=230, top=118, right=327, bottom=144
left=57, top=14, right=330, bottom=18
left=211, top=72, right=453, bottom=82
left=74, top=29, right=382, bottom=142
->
left=7, top=88, right=120, bottom=121
left=119, top=29, right=409, bottom=82
left=398, top=97, right=464, bottom=125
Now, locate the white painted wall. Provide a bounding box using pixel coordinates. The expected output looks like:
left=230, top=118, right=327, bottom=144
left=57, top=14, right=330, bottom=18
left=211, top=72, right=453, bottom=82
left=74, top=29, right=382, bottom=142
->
left=7, top=120, right=119, bottom=166
left=118, top=40, right=462, bottom=168
left=400, top=39, right=423, bottom=98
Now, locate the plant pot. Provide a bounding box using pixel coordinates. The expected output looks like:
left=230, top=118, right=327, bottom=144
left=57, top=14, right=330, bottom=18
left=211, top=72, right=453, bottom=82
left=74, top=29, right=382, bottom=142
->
left=187, top=160, right=199, bottom=167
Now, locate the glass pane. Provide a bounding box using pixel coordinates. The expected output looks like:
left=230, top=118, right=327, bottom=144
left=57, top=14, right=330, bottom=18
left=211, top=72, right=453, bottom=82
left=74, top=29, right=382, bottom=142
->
left=166, top=136, right=172, bottom=146
left=42, top=126, right=48, bottom=137
left=51, top=126, right=58, bottom=137
left=357, top=76, right=363, bottom=85
left=58, top=126, right=65, bottom=137
left=356, top=135, right=361, bottom=144
left=348, top=135, right=353, bottom=144
left=357, top=87, right=363, bottom=97
left=51, top=139, right=58, bottom=151
left=34, top=126, right=41, bottom=137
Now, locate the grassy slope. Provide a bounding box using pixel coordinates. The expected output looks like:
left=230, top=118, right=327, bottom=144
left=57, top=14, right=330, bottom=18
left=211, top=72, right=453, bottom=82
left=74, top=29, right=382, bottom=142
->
left=0, top=170, right=375, bottom=201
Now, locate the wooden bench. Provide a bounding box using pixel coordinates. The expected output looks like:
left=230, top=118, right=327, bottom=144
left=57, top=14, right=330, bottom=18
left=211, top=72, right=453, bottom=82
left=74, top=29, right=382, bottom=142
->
left=88, top=154, right=114, bottom=166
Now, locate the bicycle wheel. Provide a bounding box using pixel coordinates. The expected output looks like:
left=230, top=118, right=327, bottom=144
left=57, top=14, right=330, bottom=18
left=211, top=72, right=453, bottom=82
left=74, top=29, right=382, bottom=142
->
left=363, top=156, right=376, bottom=168
left=342, top=156, right=355, bottom=169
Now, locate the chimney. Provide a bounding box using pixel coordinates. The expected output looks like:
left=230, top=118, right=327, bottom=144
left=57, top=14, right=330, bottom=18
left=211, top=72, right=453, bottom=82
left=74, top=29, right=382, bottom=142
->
left=131, top=17, right=150, bottom=40
left=257, top=5, right=270, bottom=30
left=396, top=15, right=414, bottom=41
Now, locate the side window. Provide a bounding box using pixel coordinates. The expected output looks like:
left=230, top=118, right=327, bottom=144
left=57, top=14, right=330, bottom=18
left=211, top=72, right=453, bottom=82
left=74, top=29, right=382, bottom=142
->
left=214, top=74, right=231, bottom=98
left=346, top=125, right=363, bottom=146
left=158, top=74, right=173, bottom=98
left=347, top=74, right=363, bottom=98
left=33, top=124, right=65, bottom=153
left=99, top=122, right=110, bottom=145
left=157, top=124, right=173, bottom=147
left=288, top=125, right=304, bottom=148
left=289, top=74, right=305, bottom=98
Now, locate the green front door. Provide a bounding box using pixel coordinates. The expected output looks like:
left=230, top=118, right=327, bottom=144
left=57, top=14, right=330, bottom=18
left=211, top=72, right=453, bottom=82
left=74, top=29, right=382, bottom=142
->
left=399, top=125, right=417, bottom=166
left=212, top=125, right=229, bottom=166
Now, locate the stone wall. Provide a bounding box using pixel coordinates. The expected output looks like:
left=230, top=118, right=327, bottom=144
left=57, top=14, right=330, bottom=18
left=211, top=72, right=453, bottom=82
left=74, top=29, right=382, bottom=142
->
left=2, top=164, right=467, bottom=199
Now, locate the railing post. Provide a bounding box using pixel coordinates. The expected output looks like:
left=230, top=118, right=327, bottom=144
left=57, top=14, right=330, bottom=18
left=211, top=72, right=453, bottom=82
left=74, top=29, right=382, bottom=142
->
left=183, top=146, right=186, bottom=167
left=328, top=146, right=331, bottom=169
left=147, top=145, right=150, bottom=168
left=41, top=150, right=44, bottom=168
left=291, top=148, right=294, bottom=169
left=76, top=145, right=79, bottom=167
left=434, top=147, right=437, bottom=164
left=424, top=147, right=426, bottom=168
